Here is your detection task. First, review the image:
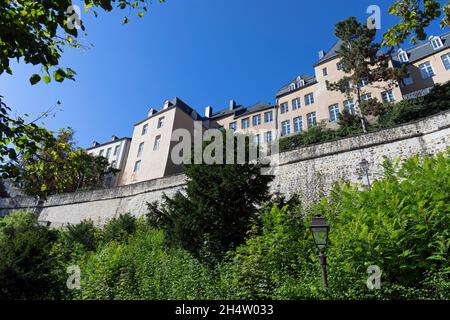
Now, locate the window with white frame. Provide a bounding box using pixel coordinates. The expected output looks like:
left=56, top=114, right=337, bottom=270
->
left=323, top=68, right=328, bottom=76
left=328, top=104, right=340, bottom=122
left=254, top=134, right=260, bottom=146
left=360, top=78, right=369, bottom=87
left=133, top=160, right=141, bottom=172
left=241, top=118, right=249, bottom=129
left=157, top=117, right=165, bottom=128
left=441, top=53, right=450, bottom=70
left=281, top=120, right=291, bottom=136
left=264, top=111, right=273, bottom=123
left=297, top=79, right=305, bottom=87
left=398, top=49, right=409, bottom=63
left=229, top=122, right=237, bottom=132
left=114, top=145, right=120, bottom=156
left=99, top=149, right=104, bottom=157
left=153, top=135, right=161, bottom=151
left=137, top=142, right=144, bottom=157
left=307, top=112, right=317, bottom=128
left=293, top=116, right=303, bottom=132
left=106, top=147, right=112, bottom=158
left=361, top=93, right=372, bottom=102
left=305, top=93, right=314, bottom=106
left=430, top=36, right=443, bottom=50
left=343, top=99, right=356, bottom=115
left=381, top=90, right=396, bottom=103
left=337, top=62, right=343, bottom=71
left=289, top=83, right=296, bottom=91
left=419, top=61, right=435, bottom=79
left=265, top=131, right=272, bottom=143
left=292, top=98, right=301, bottom=110
left=252, top=114, right=261, bottom=126
left=142, top=124, right=149, bottom=135
left=280, top=102, right=289, bottom=114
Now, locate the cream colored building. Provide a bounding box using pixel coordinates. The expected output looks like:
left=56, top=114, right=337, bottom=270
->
left=119, top=97, right=205, bottom=185
left=275, top=32, right=450, bottom=137
left=86, top=136, right=131, bottom=187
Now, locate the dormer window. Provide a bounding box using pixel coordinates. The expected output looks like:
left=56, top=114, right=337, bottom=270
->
left=289, top=83, right=296, bottom=91
left=398, top=49, right=409, bottom=63
left=430, top=36, right=443, bottom=50
left=298, top=80, right=305, bottom=87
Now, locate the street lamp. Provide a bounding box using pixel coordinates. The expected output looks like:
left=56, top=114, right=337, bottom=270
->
left=359, top=158, right=372, bottom=189
left=309, top=217, right=330, bottom=289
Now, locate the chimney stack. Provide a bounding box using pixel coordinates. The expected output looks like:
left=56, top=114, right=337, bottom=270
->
left=229, top=99, right=237, bottom=111
left=205, top=106, right=213, bottom=118
left=318, top=50, right=326, bottom=59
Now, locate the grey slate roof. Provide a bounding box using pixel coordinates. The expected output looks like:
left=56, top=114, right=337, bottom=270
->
left=276, top=74, right=317, bottom=97
left=210, top=102, right=274, bottom=120
left=391, top=31, right=450, bottom=64
left=315, top=40, right=344, bottom=66
left=86, top=137, right=131, bottom=151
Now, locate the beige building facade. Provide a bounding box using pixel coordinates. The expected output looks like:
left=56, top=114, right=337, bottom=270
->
left=119, top=97, right=205, bottom=185
left=86, top=136, right=131, bottom=187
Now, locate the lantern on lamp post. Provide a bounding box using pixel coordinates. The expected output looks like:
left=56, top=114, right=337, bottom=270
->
left=309, top=217, right=330, bottom=289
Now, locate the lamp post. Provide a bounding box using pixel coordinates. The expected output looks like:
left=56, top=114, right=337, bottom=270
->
left=359, top=158, right=371, bottom=189
left=309, top=217, right=330, bottom=289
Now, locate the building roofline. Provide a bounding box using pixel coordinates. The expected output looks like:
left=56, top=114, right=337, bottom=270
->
left=275, top=80, right=317, bottom=99
left=85, top=137, right=131, bottom=151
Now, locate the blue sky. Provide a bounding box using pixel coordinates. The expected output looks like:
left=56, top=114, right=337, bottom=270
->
left=0, top=0, right=445, bottom=148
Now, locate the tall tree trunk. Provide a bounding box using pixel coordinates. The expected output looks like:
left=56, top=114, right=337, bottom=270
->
left=357, top=86, right=368, bottom=133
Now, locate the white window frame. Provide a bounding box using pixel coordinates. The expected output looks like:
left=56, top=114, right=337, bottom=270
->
left=281, top=120, right=291, bottom=136
left=307, top=112, right=317, bottom=128
left=137, top=142, right=144, bottom=157
left=114, top=145, right=120, bottom=156
left=264, top=111, right=273, bottom=123
left=382, top=90, right=396, bottom=103
left=292, top=98, right=301, bottom=110
left=441, top=53, right=450, bottom=70
left=328, top=104, right=340, bottom=122
left=280, top=102, right=289, bottom=114
left=293, top=116, right=303, bottom=132
left=419, top=61, right=435, bottom=79
left=229, top=122, right=237, bottom=131
left=133, top=160, right=141, bottom=172
left=289, top=83, right=296, bottom=91
left=265, top=131, right=272, bottom=143
left=430, top=36, right=443, bottom=50
left=305, top=93, right=314, bottom=106
left=252, top=114, right=261, bottom=126
left=241, top=118, right=250, bottom=129
left=343, top=99, right=356, bottom=115
left=398, top=49, right=409, bottom=63
left=157, top=117, right=165, bottom=129
left=153, top=135, right=161, bottom=151
left=142, top=124, right=149, bottom=135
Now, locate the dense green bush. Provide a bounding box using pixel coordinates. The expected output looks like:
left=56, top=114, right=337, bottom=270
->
left=0, top=211, right=64, bottom=299
left=63, top=219, right=100, bottom=252
left=311, top=151, right=450, bottom=299
left=102, top=213, right=137, bottom=243
left=75, top=225, right=217, bottom=300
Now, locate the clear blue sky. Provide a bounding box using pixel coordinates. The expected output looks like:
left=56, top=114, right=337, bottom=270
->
left=0, top=0, right=445, bottom=148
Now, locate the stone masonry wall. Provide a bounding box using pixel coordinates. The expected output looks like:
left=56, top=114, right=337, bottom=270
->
left=0, top=110, right=449, bottom=226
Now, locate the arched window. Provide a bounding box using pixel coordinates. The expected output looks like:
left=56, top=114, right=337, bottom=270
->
left=289, top=83, right=296, bottom=91
left=398, top=49, right=409, bottom=63
left=430, top=36, right=443, bottom=50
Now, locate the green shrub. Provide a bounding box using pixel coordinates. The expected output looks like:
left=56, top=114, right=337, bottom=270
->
left=75, top=225, right=217, bottom=300
left=102, top=213, right=137, bottom=243
left=0, top=211, right=64, bottom=299
left=311, top=150, right=450, bottom=299
left=63, top=219, right=100, bottom=252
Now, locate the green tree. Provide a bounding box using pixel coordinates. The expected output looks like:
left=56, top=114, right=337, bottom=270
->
left=0, top=211, right=63, bottom=299
left=0, top=0, right=165, bottom=83
left=147, top=131, right=274, bottom=265
left=383, top=0, right=450, bottom=47
left=326, top=17, right=406, bottom=133
left=11, top=128, right=118, bottom=199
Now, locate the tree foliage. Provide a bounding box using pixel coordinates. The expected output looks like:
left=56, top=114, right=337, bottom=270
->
left=0, top=0, right=165, bottom=83
left=327, top=17, right=406, bottom=132
left=383, top=0, right=450, bottom=47
left=147, top=132, right=274, bottom=265
left=10, top=128, right=118, bottom=199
